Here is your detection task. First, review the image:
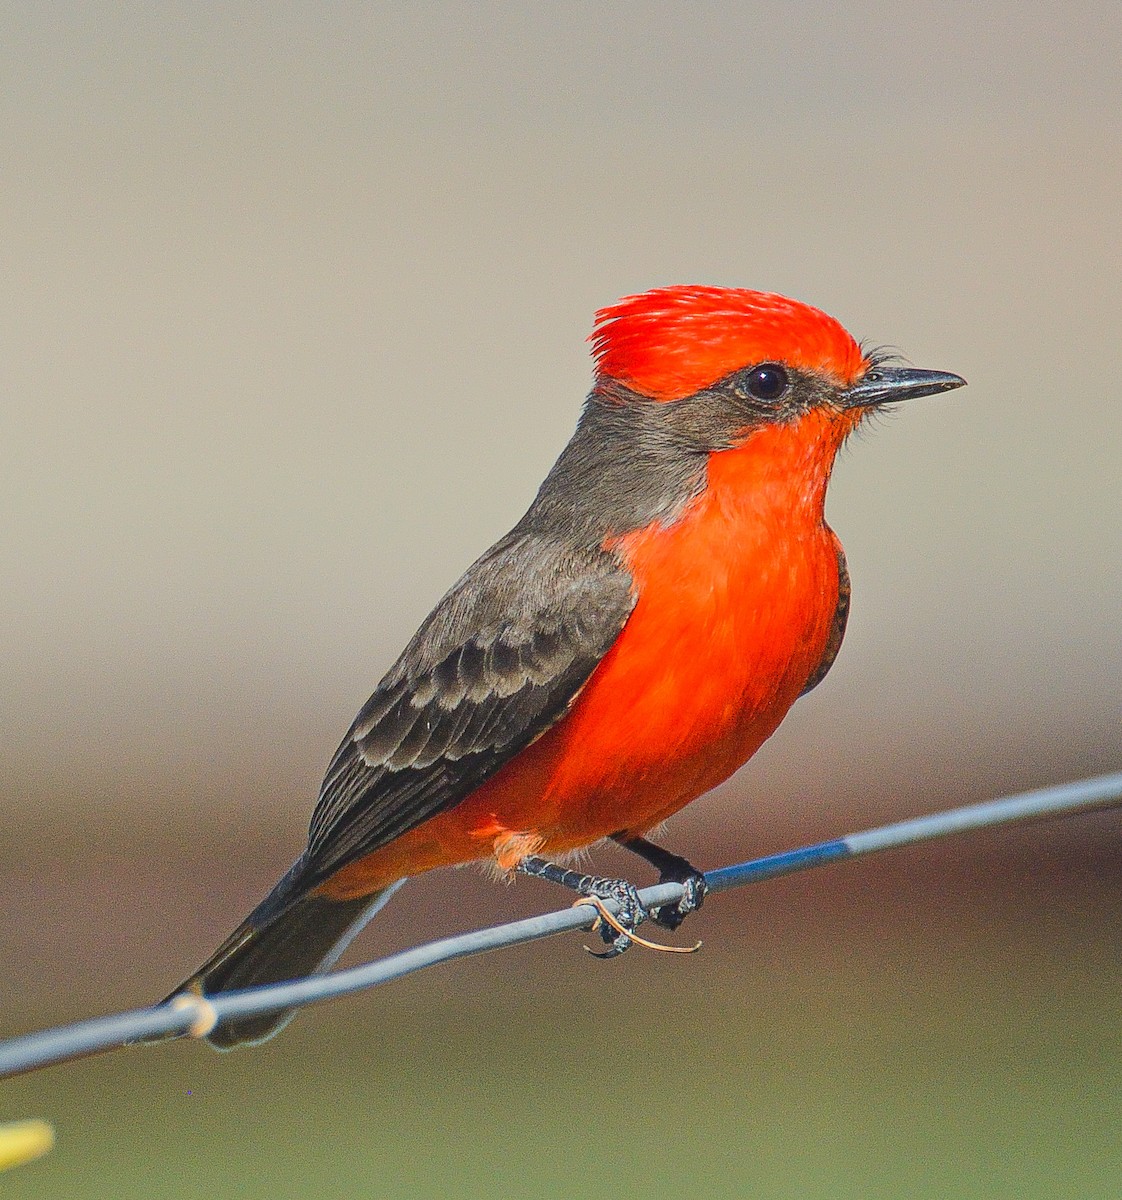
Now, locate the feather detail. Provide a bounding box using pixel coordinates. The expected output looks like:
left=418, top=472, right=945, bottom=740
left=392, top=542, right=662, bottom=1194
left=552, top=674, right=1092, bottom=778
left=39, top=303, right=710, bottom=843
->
left=591, top=285, right=867, bottom=401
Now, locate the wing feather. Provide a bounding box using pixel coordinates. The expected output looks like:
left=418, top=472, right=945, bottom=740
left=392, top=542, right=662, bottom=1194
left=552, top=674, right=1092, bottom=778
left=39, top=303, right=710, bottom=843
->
left=301, top=534, right=635, bottom=882
left=800, top=534, right=851, bottom=696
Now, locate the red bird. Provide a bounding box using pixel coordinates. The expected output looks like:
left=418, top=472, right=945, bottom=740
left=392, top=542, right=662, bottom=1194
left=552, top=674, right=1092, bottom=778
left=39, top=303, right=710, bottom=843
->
left=172, top=285, right=964, bottom=1047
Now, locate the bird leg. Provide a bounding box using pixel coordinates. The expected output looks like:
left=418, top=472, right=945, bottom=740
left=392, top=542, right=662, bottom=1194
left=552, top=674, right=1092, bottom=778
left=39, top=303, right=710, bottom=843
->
left=516, top=855, right=648, bottom=958
left=611, top=835, right=707, bottom=931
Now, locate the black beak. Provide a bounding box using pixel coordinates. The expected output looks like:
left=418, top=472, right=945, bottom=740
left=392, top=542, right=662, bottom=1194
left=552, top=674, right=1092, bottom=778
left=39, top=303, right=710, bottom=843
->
left=842, top=365, right=967, bottom=409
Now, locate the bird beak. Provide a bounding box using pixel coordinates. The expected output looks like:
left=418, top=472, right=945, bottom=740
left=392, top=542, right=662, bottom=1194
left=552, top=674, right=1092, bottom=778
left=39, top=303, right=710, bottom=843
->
left=842, top=365, right=967, bottom=409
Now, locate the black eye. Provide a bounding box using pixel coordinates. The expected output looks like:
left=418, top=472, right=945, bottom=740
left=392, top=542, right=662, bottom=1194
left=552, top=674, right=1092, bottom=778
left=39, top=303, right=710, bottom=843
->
left=744, top=363, right=789, bottom=402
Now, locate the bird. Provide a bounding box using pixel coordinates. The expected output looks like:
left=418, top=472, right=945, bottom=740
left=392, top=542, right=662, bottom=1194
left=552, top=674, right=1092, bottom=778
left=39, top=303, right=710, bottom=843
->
left=167, top=284, right=965, bottom=1048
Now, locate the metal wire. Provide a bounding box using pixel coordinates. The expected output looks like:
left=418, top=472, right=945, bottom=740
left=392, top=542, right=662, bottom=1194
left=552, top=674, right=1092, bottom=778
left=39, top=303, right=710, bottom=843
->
left=2, top=770, right=1120, bottom=1080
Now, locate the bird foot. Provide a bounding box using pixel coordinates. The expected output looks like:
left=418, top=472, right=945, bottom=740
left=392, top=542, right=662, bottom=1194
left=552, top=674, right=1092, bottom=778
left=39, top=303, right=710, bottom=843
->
left=574, top=893, right=702, bottom=958
left=609, top=837, right=708, bottom=934
left=516, top=854, right=700, bottom=957
left=572, top=876, right=647, bottom=958
left=649, top=863, right=708, bottom=932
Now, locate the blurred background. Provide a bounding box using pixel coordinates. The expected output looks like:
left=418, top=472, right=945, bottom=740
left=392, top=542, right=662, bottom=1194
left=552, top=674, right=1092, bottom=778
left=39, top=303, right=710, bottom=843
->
left=2, top=3, right=1121, bottom=1196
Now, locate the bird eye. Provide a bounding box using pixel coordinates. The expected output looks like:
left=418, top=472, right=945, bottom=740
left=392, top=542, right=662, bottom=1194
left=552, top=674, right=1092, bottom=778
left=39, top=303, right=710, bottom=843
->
left=744, top=363, right=789, bottom=402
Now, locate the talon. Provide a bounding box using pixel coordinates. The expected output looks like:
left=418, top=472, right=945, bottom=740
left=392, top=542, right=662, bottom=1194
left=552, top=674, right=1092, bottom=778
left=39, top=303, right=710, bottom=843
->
left=651, top=869, right=708, bottom=931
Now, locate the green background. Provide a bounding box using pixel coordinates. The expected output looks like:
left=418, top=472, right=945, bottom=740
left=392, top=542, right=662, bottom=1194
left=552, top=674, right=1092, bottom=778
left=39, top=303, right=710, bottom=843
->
left=7, top=814, right=1122, bottom=1197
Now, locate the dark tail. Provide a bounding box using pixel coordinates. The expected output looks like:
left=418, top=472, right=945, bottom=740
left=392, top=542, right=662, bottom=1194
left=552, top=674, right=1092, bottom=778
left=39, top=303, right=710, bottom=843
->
left=163, top=861, right=404, bottom=1050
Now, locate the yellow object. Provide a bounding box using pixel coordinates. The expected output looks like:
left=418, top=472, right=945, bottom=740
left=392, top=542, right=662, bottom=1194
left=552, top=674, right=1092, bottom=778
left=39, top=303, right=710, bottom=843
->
left=0, top=1119, right=55, bottom=1171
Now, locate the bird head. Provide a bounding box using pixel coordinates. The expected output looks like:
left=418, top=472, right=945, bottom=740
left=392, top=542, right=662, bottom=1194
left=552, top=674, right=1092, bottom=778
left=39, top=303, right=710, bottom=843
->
left=589, top=285, right=965, bottom=451
left=522, top=286, right=965, bottom=541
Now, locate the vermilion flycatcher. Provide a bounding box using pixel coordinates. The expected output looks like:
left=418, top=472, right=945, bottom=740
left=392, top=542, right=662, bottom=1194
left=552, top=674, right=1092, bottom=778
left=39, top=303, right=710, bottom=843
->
left=170, top=285, right=964, bottom=1047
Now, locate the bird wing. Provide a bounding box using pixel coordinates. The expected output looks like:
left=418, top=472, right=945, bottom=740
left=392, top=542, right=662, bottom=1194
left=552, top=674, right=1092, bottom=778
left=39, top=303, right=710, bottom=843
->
left=302, top=533, right=636, bottom=882
left=799, top=533, right=850, bottom=696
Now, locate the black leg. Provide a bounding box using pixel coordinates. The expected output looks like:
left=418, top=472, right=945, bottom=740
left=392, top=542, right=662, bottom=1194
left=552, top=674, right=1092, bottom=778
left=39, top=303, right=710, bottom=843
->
left=611, top=835, right=707, bottom=931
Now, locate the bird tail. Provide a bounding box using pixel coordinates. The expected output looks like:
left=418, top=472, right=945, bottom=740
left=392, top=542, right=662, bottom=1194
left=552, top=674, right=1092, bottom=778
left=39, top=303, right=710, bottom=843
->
left=162, top=860, right=405, bottom=1050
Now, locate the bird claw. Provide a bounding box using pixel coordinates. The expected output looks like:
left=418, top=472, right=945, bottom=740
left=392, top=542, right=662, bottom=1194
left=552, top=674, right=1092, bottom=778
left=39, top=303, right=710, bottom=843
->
left=517, top=853, right=702, bottom=956
left=573, top=882, right=702, bottom=958
left=650, top=869, right=707, bottom=931
left=575, top=877, right=646, bottom=957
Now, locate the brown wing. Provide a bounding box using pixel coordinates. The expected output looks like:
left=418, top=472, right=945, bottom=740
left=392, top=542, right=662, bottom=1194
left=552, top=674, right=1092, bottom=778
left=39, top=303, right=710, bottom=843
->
left=301, top=533, right=636, bottom=883
left=800, top=534, right=851, bottom=696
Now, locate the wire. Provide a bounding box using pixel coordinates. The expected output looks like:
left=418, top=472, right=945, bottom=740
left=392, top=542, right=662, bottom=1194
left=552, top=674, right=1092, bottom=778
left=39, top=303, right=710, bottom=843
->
left=1, top=770, right=1120, bottom=1080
